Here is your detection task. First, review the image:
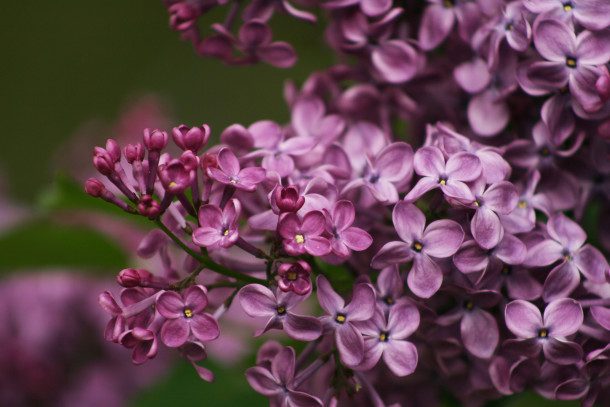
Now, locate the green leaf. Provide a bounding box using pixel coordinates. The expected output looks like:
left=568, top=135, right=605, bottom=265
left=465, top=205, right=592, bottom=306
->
left=131, top=359, right=266, bottom=407
left=0, top=219, right=128, bottom=274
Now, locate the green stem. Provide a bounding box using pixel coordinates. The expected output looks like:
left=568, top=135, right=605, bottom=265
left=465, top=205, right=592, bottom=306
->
left=155, top=219, right=266, bottom=285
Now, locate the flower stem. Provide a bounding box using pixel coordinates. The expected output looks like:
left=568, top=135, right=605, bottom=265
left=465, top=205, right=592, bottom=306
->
left=155, top=219, right=266, bottom=284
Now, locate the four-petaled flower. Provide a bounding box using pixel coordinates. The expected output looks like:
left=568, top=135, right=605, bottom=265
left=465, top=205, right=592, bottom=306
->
left=278, top=210, right=332, bottom=256
left=192, top=199, right=241, bottom=249
left=324, top=200, right=373, bottom=257
left=206, top=147, right=266, bottom=191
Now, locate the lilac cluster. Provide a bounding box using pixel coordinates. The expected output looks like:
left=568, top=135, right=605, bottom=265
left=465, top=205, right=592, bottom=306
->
left=85, top=0, right=610, bottom=405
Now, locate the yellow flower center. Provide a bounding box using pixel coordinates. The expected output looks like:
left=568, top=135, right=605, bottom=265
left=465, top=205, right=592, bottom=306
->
left=295, top=234, right=305, bottom=244
left=464, top=301, right=474, bottom=311
left=223, top=229, right=229, bottom=236
left=413, top=242, right=423, bottom=252
left=379, top=331, right=389, bottom=342
left=518, top=200, right=527, bottom=209
left=287, top=271, right=298, bottom=281
left=538, top=328, right=549, bottom=338
left=335, top=313, right=346, bottom=324
left=183, top=308, right=193, bottom=318
left=439, top=179, right=447, bottom=185
left=566, top=57, right=577, bottom=68
left=277, top=306, right=286, bottom=315
left=563, top=3, right=573, bottom=11
left=169, top=181, right=177, bottom=188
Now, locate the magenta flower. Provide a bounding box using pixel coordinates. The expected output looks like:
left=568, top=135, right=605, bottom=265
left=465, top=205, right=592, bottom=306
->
left=119, top=327, right=158, bottom=365
left=172, top=124, right=210, bottom=152
left=324, top=200, right=373, bottom=258
left=469, top=181, right=519, bottom=249
left=505, top=298, right=584, bottom=365
left=158, top=158, right=195, bottom=194
left=525, top=213, right=609, bottom=301
left=371, top=202, right=464, bottom=298
left=317, top=275, right=376, bottom=367
left=156, top=286, right=220, bottom=348
left=278, top=210, right=332, bottom=256
left=342, top=142, right=414, bottom=204
left=238, top=284, right=322, bottom=341
left=277, top=260, right=312, bottom=295
left=355, top=303, right=419, bottom=377
left=206, top=147, right=266, bottom=191
left=246, top=346, right=323, bottom=406
left=192, top=199, right=240, bottom=249
left=271, top=185, right=305, bottom=213
left=405, top=146, right=481, bottom=203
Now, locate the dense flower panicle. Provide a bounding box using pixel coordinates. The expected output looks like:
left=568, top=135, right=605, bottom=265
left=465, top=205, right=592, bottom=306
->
left=85, top=0, right=610, bottom=405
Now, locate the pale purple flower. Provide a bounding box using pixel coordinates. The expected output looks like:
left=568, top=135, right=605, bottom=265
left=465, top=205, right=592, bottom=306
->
left=525, top=213, right=609, bottom=301
left=246, top=346, right=323, bottom=406
left=192, top=199, right=240, bottom=249
left=277, top=260, right=312, bottom=295
left=355, top=303, right=419, bottom=376
left=371, top=40, right=425, bottom=84
left=520, top=18, right=610, bottom=112
left=278, top=210, right=332, bottom=256
left=499, top=171, right=549, bottom=234
left=469, top=181, right=519, bottom=249
left=206, top=147, right=266, bottom=191
left=156, top=285, right=220, bottom=348
left=453, top=234, right=527, bottom=275
left=324, top=200, right=373, bottom=258
left=436, top=290, right=501, bottom=359
left=342, top=142, right=414, bottom=205
left=418, top=0, right=482, bottom=50
left=371, top=202, right=464, bottom=298
left=239, top=284, right=322, bottom=341
left=405, top=146, right=481, bottom=203
left=524, top=0, right=610, bottom=31
left=373, top=266, right=409, bottom=308
left=505, top=298, right=584, bottom=365
left=243, top=120, right=316, bottom=177
left=316, top=275, right=376, bottom=367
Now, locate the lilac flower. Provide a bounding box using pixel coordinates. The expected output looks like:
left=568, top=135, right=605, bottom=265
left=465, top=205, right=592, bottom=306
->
left=278, top=210, right=332, bottom=256
left=437, top=290, right=501, bottom=359
left=206, top=147, right=266, bottom=191
left=418, top=0, right=482, bottom=50
left=469, top=181, right=519, bottom=249
left=505, top=298, right=584, bottom=365
left=271, top=185, right=305, bottom=213
left=238, top=284, right=322, bottom=341
left=243, top=120, right=316, bottom=177
left=521, top=18, right=610, bottom=112
left=373, top=266, right=409, bottom=308
left=158, top=158, right=195, bottom=194
left=355, top=303, right=419, bottom=376
left=525, top=213, right=609, bottom=301
left=324, top=0, right=391, bottom=18
left=277, top=260, right=312, bottom=295
left=119, top=327, right=158, bottom=365
left=342, top=142, right=413, bottom=205
left=192, top=199, right=240, bottom=249
left=316, top=275, right=376, bottom=367
left=324, top=200, right=373, bottom=258
left=499, top=171, right=548, bottom=234
left=453, top=234, right=527, bottom=276
left=156, top=286, right=220, bottom=348
left=371, top=40, right=425, bottom=84
left=405, top=146, right=481, bottom=203
left=524, top=0, right=610, bottom=31
left=246, top=346, right=323, bottom=406
left=371, top=202, right=464, bottom=298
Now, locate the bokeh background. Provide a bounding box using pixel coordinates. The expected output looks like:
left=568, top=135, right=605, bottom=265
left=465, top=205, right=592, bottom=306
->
left=0, top=1, right=582, bottom=406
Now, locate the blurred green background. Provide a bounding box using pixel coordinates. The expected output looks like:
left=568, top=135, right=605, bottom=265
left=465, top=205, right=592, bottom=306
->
left=0, top=1, right=581, bottom=406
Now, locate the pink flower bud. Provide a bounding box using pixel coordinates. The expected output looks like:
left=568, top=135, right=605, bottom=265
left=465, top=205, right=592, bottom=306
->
left=272, top=185, right=305, bottom=213
left=143, top=128, right=168, bottom=151
left=117, top=268, right=153, bottom=287
left=138, top=195, right=161, bottom=218
left=124, top=143, right=145, bottom=163
left=85, top=178, right=105, bottom=197
left=172, top=124, right=210, bottom=152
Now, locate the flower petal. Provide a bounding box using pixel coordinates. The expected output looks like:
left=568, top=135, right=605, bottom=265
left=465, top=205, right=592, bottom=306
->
left=345, top=283, right=377, bottom=321
left=284, top=314, right=322, bottom=341
left=191, top=313, right=220, bottom=342
left=542, top=261, right=581, bottom=302
left=505, top=300, right=542, bottom=338
left=422, top=219, right=464, bottom=258
left=316, top=275, right=345, bottom=314
left=217, top=147, right=241, bottom=176
left=238, top=284, right=277, bottom=317
left=383, top=340, right=418, bottom=376
left=461, top=309, right=499, bottom=359
left=573, top=244, right=608, bottom=283
left=446, top=152, right=481, bottom=182
left=407, top=254, right=443, bottom=298
left=336, top=323, right=365, bottom=367
left=160, top=318, right=189, bottom=348
left=543, top=298, right=583, bottom=338
left=472, top=207, right=504, bottom=250
left=156, top=291, right=185, bottom=319
left=393, top=201, right=425, bottom=244
left=371, top=241, right=413, bottom=269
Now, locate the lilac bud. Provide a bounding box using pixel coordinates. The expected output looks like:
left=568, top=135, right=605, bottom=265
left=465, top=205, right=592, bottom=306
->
left=92, top=147, right=116, bottom=175
left=124, top=143, right=145, bottom=163
left=85, top=178, right=105, bottom=197
left=180, top=150, right=199, bottom=172
left=272, top=185, right=305, bottom=213
left=277, top=260, right=312, bottom=295
left=105, top=139, right=121, bottom=162
left=200, top=153, right=218, bottom=172
left=143, top=128, right=168, bottom=152
left=138, top=194, right=161, bottom=218
left=172, top=124, right=210, bottom=152
left=168, top=3, right=199, bottom=32
left=158, top=159, right=194, bottom=194
left=117, top=268, right=153, bottom=287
